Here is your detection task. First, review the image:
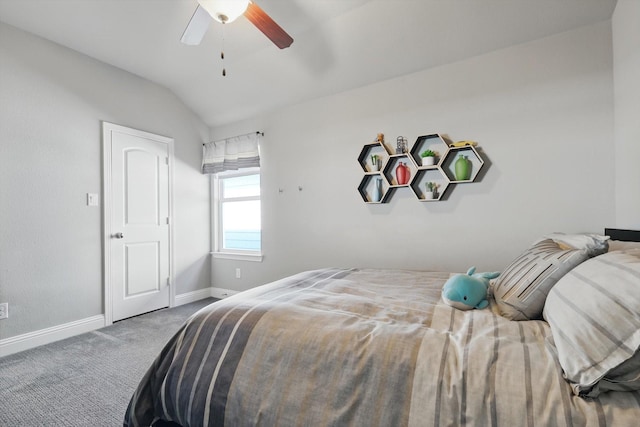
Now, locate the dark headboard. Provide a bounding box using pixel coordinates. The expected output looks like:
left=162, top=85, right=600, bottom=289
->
left=605, top=228, right=640, bottom=242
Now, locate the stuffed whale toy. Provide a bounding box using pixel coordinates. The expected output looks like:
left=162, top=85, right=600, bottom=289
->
left=442, top=267, right=500, bottom=310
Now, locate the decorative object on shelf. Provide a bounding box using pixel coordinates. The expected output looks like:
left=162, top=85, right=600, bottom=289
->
left=454, top=154, right=471, bottom=181
left=420, top=149, right=437, bottom=166
left=370, top=154, right=380, bottom=171
left=372, top=177, right=383, bottom=202
left=425, top=181, right=437, bottom=200
left=449, top=140, right=477, bottom=148
left=396, top=136, right=408, bottom=154
left=395, top=162, right=410, bottom=185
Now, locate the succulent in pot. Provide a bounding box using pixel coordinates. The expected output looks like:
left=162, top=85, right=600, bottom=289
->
left=420, top=149, right=437, bottom=166
left=425, top=181, right=438, bottom=200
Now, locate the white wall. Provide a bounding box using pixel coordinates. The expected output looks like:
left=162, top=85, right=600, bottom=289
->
left=211, top=21, right=615, bottom=291
left=613, top=0, right=640, bottom=229
left=0, top=23, right=211, bottom=340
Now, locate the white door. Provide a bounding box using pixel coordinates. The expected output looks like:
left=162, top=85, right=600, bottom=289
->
left=103, top=122, right=173, bottom=323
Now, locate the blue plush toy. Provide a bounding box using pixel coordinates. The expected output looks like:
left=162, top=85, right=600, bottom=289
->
left=442, top=267, right=500, bottom=310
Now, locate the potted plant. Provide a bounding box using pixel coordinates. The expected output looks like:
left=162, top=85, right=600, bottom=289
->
left=420, top=149, right=437, bottom=166
left=370, top=154, right=380, bottom=171
left=425, top=181, right=438, bottom=200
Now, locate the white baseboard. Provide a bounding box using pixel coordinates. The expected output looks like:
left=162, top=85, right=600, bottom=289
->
left=210, top=287, right=240, bottom=299
left=0, top=314, right=105, bottom=358
left=0, top=287, right=239, bottom=358
left=174, top=287, right=239, bottom=304
left=174, top=288, right=215, bottom=306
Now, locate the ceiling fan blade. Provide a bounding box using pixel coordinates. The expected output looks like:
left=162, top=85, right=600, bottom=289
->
left=181, top=5, right=212, bottom=45
left=244, top=1, right=293, bottom=49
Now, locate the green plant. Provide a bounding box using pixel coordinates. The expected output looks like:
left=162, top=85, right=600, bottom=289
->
left=426, top=181, right=437, bottom=192
left=370, top=154, right=379, bottom=163
left=420, top=149, right=437, bottom=158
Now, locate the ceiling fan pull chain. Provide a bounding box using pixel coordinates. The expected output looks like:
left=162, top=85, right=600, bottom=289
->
left=221, top=22, right=226, bottom=77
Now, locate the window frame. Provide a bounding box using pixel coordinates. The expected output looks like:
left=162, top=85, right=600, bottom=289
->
left=211, top=167, right=263, bottom=262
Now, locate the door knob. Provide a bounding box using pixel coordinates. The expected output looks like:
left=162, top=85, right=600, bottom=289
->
left=114, top=232, right=124, bottom=239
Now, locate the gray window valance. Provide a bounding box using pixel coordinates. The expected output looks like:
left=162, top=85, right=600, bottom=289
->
left=202, top=132, right=261, bottom=174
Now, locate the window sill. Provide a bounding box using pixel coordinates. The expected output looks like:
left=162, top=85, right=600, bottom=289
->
left=211, top=251, right=263, bottom=262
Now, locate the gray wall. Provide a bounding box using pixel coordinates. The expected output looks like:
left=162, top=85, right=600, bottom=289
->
left=0, top=23, right=211, bottom=340
left=613, top=0, right=640, bottom=230
left=211, top=21, right=616, bottom=292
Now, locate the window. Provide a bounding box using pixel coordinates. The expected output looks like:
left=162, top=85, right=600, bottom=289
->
left=212, top=168, right=262, bottom=261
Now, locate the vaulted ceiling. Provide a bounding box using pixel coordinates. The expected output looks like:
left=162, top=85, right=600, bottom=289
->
left=0, top=0, right=617, bottom=127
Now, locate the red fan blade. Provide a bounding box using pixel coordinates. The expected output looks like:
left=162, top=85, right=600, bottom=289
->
left=244, top=1, right=293, bottom=49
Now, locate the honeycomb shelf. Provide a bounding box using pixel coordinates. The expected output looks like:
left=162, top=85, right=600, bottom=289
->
left=409, top=134, right=448, bottom=168
left=357, top=174, right=388, bottom=203
left=442, top=146, right=485, bottom=183
left=410, top=168, right=451, bottom=202
left=383, top=154, right=417, bottom=187
left=357, top=142, right=388, bottom=173
left=357, top=134, right=485, bottom=204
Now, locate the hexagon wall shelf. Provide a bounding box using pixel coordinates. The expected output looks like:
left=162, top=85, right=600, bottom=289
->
left=358, top=134, right=486, bottom=203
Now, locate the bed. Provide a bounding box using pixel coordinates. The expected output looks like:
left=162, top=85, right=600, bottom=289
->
left=124, top=230, right=640, bottom=427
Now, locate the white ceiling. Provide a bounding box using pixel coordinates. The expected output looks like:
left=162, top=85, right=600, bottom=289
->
left=0, top=0, right=617, bottom=127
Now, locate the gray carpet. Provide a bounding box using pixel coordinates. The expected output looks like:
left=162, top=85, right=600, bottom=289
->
left=0, top=298, right=217, bottom=426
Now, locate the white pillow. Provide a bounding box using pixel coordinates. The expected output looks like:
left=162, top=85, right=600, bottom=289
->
left=543, top=250, right=640, bottom=397
left=535, top=232, right=609, bottom=256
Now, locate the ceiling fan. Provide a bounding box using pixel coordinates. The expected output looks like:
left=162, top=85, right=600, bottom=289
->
left=181, top=0, right=294, bottom=49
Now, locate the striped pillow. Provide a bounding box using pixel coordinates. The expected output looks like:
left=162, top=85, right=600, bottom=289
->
left=543, top=250, right=640, bottom=397
left=492, top=239, right=591, bottom=320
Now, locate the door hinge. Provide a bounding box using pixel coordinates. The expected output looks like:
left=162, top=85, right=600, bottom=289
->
left=166, top=217, right=170, bottom=225
left=167, top=278, right=171, bottom=286
left=165, top=157, right=169, bottom=165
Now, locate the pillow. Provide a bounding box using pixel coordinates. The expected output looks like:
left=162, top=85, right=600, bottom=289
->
left=543, top=250, right=640, bottom=397
left=538, top=232, right=609, bottom=256
left=492, top=239, right=597, bottom=320
left=608, top=240, right=640, bottom=252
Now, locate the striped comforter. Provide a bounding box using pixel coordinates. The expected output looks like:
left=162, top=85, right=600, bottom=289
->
left=124, top=268, right=640, bottom=427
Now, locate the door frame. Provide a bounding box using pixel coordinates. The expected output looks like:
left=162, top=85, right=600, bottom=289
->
left=102, top=121, right=175, bottom=325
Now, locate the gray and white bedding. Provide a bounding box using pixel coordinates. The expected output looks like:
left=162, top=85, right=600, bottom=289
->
left=124, top=267, right=640, bottom=427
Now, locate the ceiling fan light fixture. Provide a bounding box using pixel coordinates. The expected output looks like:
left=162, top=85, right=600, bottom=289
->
left=198, top=0, right=250, bottom=24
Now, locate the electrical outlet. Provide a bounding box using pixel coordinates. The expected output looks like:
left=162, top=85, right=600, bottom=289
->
left=0, top=303, right=8, bottom=320
left=235, top=268, right=241, bottom=279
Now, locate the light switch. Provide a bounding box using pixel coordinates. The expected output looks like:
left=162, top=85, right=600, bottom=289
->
left=87, top=193, right=99, bottom=206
